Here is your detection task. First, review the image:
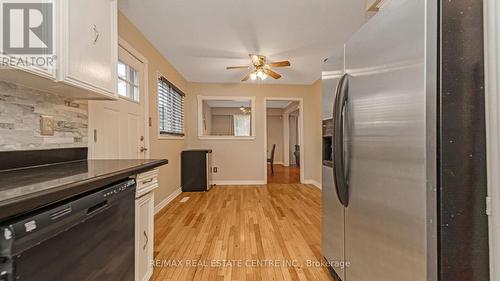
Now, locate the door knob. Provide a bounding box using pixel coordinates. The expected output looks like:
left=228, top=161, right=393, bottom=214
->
left=140, top=147, right=148, bottom=152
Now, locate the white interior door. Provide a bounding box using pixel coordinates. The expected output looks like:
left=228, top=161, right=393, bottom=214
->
left=89, top=45, right=147, bottom=159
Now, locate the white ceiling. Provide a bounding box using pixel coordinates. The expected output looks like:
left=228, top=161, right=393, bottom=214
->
left=118, top=0, right=367, bottom=85
left=266, top=100, right=293, bottom=109
left=205, top=100, right=251, bottom=108
left=205, top=100, right=294, bottom=108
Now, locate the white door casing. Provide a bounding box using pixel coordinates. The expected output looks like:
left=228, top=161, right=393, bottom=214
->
left=89, top=39, right=149, bottom=159
left=484, top=1, right=500, bottom=280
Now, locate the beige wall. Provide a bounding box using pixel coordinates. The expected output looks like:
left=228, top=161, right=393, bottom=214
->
left=186, top=83, right=322, bottom=184
left=118, top=12, right=189, bottom=206
left=266, top=108, right=284, bottom=117
left=310, top=80, right=322, bottom=184
left=211, top=115, right=233, bottom=136
left=266, top=108, right=284, bottom=164
left=206, top=107, right=252, bottom=136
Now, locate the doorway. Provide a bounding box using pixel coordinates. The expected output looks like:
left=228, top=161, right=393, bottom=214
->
left=88, top=38, right=149, bottom=159
left=264, top=98, right=304, bottom=184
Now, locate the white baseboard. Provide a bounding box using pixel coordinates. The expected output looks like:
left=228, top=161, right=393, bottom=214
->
left=154, top=188, right=182, bottom=214
left=303, top=179, right=322, bottom=189
left=211, top=180, right=266, bottom=186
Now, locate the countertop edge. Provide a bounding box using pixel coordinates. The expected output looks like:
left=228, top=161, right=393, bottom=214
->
left=0, top=159, right=168, bottom=222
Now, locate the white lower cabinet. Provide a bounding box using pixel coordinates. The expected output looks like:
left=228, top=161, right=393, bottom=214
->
left=135, top=191, right=154, bottom=281
left=135, top=169, right=158, bottom=281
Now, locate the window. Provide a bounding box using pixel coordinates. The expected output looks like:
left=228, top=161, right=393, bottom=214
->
left=198, top=96, right=255, bottom=139
left=158, top=76, right=185, bottom=136
left=233, top=114, right=251, bottom=136
left=117, top=61, right=139, bottom=101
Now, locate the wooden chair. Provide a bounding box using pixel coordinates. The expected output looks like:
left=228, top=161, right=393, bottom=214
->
left=267, top=144, right=276, bottom=175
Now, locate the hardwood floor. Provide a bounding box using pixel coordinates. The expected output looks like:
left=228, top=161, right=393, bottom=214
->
left=152, top=184, right=333, bottom=281
left=267, top=164, right=300, bottom=184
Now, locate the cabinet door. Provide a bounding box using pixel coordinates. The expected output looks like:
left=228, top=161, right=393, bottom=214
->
left=62, top=0, right=117, bottom=97
left=135, top=192, right=154, bottom=281
left=1, top=1, right=57, bottom=79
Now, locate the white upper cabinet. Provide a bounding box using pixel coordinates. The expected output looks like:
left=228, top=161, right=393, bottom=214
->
left=59, top=0, right=117, bottom=98
left=0, top=1, right=57, bottom=80
left=0, top=0, right=117, bottom=100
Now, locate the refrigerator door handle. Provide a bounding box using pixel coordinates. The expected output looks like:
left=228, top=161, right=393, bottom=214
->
left=333, top=73, right=350, bottom=207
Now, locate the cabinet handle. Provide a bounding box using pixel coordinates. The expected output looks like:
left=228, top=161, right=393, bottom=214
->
left=142, top=178, right=153, bottom=185
left=143, top=231, right=148, bottom=250
left=92, top=24, right=100, bottom=44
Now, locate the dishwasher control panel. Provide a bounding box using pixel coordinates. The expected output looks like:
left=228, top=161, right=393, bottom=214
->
left=103, top=179, right=135, bottom=198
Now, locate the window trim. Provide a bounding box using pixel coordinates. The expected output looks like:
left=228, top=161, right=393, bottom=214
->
left=157, top=72, right=186, bottom=140
left=197, top=95, right=256, bottom=140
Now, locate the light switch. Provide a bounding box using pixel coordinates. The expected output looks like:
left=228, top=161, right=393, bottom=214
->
left=40, top=115, right=55, bottom=136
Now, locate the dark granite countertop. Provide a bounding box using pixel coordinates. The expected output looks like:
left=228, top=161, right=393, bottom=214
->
left=0, top=159, right=168, bottom=222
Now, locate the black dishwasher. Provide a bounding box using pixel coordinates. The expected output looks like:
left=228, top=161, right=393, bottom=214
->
left=0, top=179, right=136, bottom=281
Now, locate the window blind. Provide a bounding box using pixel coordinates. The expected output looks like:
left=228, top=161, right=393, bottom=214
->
left=158, top=76, right=185, bottom=136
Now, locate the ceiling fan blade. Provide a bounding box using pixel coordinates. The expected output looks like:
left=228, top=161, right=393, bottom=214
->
left=268, top=61, right=291, bottom=68
left=242, top=73, right=251, bottom=81
left=226, top=66, right=250, bottom=70
left=263, top=69, right=282, bottom=79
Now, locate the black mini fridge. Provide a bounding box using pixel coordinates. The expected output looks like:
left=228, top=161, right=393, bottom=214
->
left=181, top=149, right=212, bottom=192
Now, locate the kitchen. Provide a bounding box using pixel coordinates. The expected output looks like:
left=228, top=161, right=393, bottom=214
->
left=0, top=0, right=499, bottom=281
left=0, top=1, right=170, bottom=280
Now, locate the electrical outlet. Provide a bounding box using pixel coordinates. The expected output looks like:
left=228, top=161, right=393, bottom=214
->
left=40, top=115, right=54, bottom=136
left=212, top=167, right=218, bottom=173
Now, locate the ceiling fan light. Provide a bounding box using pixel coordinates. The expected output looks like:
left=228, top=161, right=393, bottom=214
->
left=261, top=73, right=268, bottom=80
left=250, top=72, right=257, bottom=80
left=257, top=70, right=264, bottom=79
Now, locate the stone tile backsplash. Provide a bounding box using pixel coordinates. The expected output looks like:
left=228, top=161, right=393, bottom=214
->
left=0, top=81, right=88, bottom=151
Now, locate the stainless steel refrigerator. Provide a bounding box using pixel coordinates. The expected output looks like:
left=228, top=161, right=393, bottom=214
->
left=322, top=0, right=489, bottom=281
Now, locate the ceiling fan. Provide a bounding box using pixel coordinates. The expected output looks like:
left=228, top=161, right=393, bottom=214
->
left=226, top=54, right=291, bottom=81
